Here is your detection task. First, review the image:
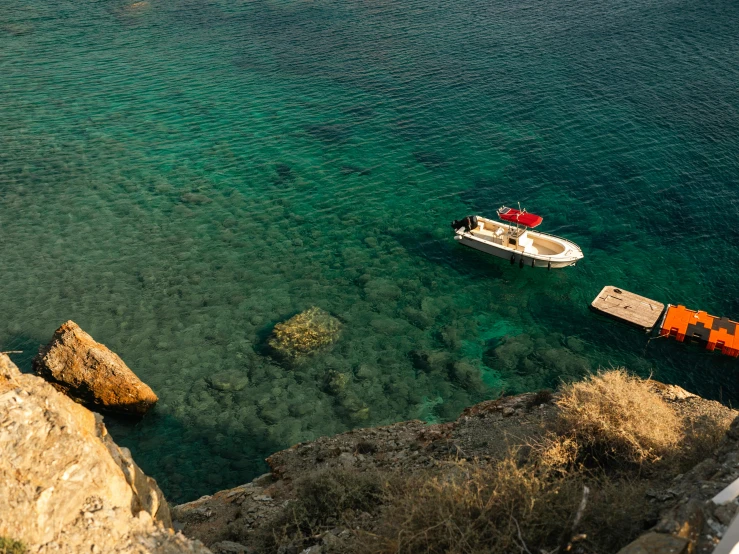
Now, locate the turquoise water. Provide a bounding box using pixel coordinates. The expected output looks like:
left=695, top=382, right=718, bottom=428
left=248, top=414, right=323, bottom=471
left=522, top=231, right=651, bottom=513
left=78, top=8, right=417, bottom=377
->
left=2, top=0, right=739, bottom=502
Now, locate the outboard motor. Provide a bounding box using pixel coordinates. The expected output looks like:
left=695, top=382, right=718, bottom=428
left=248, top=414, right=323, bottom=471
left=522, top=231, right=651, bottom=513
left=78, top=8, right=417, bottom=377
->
left=451, top=215, right=478, bottom=232
left=450, top=218, right=467, bottom=231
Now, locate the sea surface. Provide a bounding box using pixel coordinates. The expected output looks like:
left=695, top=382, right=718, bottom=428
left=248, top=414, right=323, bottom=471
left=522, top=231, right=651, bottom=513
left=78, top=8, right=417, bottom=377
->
left=2, top=0, right=739, bottom=502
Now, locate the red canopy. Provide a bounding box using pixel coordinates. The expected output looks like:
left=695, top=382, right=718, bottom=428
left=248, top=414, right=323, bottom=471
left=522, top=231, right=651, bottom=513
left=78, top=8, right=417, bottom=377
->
left=497, top=206, right=543, bottom=228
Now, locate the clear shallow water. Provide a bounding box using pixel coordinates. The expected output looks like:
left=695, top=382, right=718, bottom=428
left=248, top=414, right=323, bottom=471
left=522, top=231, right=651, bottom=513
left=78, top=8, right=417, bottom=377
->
left=2, top=0, right=739, bottom=502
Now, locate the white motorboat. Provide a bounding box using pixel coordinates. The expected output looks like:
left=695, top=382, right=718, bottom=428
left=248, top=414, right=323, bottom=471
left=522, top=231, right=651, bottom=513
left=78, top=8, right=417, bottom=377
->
left=451, top=207, right=583, bottom=269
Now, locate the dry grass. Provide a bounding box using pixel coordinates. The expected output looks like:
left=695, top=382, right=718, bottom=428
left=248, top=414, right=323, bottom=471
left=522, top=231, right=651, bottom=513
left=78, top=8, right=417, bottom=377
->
left=362, top=457, right=571, bottom=554
left=678, top=409, right=736, bottom=471
left=555, top=369, right=683, bottom=466
left=361, top=453, right=650, bottom=554
left=252, top=469, right=387, bottom=553
left=534, top=434, right=581, bottom=473
left=576, top=476, right=654, bottom=553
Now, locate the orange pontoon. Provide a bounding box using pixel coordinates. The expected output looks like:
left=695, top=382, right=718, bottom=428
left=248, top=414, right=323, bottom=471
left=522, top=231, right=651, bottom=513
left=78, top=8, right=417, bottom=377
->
left=659, top=305, right=739, bottom=357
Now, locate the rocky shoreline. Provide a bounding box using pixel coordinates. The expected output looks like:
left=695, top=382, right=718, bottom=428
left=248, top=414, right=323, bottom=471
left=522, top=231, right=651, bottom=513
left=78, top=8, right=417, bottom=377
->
left=171, top=383, right=739, bottom=554
left=3, top=322, right=739, bottom=553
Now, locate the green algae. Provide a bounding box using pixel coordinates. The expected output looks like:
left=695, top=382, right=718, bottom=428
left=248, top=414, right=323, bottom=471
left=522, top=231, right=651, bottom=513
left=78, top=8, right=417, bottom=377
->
left=268, top=307, right=342, bottom=363
left=0, top=538, right=26, bottom=554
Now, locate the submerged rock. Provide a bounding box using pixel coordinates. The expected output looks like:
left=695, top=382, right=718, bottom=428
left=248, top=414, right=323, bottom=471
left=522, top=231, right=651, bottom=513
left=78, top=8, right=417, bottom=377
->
left=206, top=371, right=249, bottom=392
left=33, top=320, right=158, bottom=416
left=274, top=163, right=294, bottom=181
left=340, top=165, right=372, bottom=176
left=324, top=370, right=349, bottom=395
left=305, top=123, right=351, bottom=144
left=180, top=192, right=212, bottom=205
left=2, top=23, right=34, bottom=36
left=413, top=150, right=449, bottom=169
left=267, top=307, right=341, bottom=362
left=0, top=354, right=208, bottom=553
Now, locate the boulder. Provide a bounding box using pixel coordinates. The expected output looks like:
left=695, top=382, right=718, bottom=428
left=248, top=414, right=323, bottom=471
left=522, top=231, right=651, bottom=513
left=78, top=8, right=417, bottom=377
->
left=267, top=307, right=341, bottom=362
left=0, top=353, right=211, bottom=553
left=33, top=320, right=158, bottom=415
left=616, top=532, right=689, bottom=554
left=206, top=371, right=249, bottom=392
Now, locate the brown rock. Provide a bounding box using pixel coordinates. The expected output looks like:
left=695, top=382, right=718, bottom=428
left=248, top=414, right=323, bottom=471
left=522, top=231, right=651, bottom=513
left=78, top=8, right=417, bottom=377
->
left=99, top=424, right=173, bottom=527
left=0, top=354, right=210, bottom=553
left=33, top=320, right=158, bottom=415
left=653, top=499, right=704, bottom=541
left=616, top=532, right=689, bottom=554
left=0, top=352, right=21, bottom=391
left=714, top=503, right=737, bottom=526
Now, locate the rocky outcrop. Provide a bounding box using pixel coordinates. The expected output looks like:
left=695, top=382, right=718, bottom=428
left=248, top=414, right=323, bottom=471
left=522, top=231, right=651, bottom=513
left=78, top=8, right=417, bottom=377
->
left=172, top=392, right=559, bottom=549
left=0, top=353, right=210, bottom=554
left=33, top=320, right=158, bottom=415
left=617, top=414, right=739, bottom=553
left=99, top=429, right=173, bottom=528
left=267, top=307, right=341, bottom=363
left=173, top=382, right=739, bottom=554
left=172, top=475, right=280, bottom=551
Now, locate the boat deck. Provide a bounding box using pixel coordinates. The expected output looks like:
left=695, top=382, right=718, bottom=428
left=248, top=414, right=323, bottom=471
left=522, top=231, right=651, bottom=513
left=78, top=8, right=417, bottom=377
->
left=590, top=286, right=665, bottom=332
left=470, top=228, right=505, bottom=245
left=469, top=226, right=561, bottom=256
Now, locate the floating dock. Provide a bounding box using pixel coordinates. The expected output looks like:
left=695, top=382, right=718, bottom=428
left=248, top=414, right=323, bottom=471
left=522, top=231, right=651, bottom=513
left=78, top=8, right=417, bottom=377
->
left=659, top=305, right=739, bottom=357
left=590, top=286, right=665, bottom=332
left=590, top=286, right=739, bottom=358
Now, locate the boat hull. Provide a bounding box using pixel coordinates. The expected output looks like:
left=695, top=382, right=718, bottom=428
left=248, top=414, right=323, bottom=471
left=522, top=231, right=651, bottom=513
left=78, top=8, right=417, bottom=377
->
left=455, top=235, right=577, bottom=268
left=452, top=217, right=583, bottom=268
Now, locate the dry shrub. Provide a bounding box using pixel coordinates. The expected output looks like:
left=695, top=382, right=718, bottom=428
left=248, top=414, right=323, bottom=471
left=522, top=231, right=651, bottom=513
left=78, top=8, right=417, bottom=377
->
left=535, top=434, right=581, bottom=474
left=556, top=369, right=682, bottom=466
left=362, top=451, right=650, bottom=554
left=365, top=457, right=575, bottom=554
left=252, top=468, right=386, bottom=553
left=577, top=476, right=652, bottom=553
left=678, top=409, right=736, bottom=471
left=526, top=388, right=554, bottom=409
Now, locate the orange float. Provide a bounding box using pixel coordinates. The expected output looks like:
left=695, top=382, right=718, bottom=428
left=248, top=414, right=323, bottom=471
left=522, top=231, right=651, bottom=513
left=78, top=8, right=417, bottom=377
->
left=658, top=304, right=739, bottom=358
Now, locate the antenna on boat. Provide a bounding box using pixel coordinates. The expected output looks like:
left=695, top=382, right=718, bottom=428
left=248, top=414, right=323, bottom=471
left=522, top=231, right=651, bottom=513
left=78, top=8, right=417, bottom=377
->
left=516, top=202, right=522, bottom=229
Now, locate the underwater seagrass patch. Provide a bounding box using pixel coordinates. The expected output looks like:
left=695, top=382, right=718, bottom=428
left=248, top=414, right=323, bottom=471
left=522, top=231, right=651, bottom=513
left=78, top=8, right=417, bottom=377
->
left=268, top=307, right=342, bottom=362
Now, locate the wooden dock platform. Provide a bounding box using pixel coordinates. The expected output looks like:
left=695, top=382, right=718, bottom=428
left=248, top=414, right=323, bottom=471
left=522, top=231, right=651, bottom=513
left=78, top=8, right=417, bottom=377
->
left=590, top=286, right=665, bottom=332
